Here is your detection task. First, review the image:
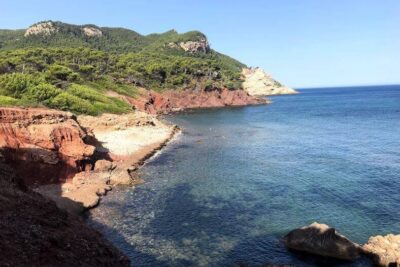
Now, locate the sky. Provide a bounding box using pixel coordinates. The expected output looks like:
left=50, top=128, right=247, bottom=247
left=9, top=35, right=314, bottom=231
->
left=1, top=0, right=399, bottom=88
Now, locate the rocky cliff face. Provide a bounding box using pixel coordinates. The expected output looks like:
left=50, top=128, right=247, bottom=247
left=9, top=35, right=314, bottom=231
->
left=24, top=21, right=58, bottom=37
left=82, top=26, right=103, bottom=37
left=242, top=67, right=298, bottom=96
left=0, top=162, right=130, bottom=266
left=0, top=107, right=95, bottom=185
left=179, top=37, right=210, bottom=53
left=128, top=87, right=267, bottom=114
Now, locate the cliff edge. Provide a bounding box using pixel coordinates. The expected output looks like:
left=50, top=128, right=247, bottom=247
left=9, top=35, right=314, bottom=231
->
left=242, top=67, right=298, bottom=96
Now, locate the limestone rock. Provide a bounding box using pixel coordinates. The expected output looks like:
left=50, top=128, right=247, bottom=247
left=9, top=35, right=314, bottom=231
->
left=24, top=21, right=58, bottom=37
left=179, top=37, right=210, bottom=53
left=82, top=26, right=102, bottom=37
left=242, top=67, right=298, bottom=96
left=283, top=222, right=362, bottom=261
left=363, top=234, right=400, bottom=266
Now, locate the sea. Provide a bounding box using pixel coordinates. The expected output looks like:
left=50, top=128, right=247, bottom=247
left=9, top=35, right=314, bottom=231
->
left=88, top=85, right=400, bottom=266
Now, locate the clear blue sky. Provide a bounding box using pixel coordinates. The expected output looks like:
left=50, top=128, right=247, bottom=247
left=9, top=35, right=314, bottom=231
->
left=1, top=0, right=399, bottom=88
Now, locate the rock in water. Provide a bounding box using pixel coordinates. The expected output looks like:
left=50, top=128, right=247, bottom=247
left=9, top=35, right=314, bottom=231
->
left=363, top=234, right=400, bottom=266
left=283, top=222, right=362, bottom=261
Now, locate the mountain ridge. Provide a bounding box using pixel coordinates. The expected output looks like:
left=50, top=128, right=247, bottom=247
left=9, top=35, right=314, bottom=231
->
left=0, top=20, right=293, bottom=115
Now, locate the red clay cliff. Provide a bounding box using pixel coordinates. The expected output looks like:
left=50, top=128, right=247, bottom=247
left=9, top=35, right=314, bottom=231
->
left=0, top=107, right=95, bottom=185
left=128, top=87, right=268, bottom=114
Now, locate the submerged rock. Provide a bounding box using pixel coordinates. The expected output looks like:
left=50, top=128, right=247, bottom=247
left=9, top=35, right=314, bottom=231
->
left=283, top=222, right=362, bottom=261
left=363, top=234, right=400, bottom=266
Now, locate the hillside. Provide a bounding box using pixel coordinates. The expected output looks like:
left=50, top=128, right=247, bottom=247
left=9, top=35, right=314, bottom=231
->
left=0, top=21, right=290, bottom=115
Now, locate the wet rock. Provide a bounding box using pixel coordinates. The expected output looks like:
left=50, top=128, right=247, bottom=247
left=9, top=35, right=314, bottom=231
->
left=283, top=222, right=362, bottom=261
left=363, top=234, right=400, bottom=266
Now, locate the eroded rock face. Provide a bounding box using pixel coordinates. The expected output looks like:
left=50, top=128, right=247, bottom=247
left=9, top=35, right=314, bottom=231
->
left=24, top=21, right=58, bottom=37
left=284, top=222, right=362, bottom=261
left=82, top=26, right=103, bottom=37
left=0, top=107, right=95, bottom=185
left=363, top=234, right=400, bottom=266
left=179, top=37, right=210, bottom=53
left=0, top=162, right=130, bottom=266
left=128, top=88, right=267, bottom=114
left=242, top=67, right=298, bottom=96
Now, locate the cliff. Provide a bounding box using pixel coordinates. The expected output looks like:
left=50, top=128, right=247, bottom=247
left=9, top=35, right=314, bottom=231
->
left=128, top=87, right=267, bottom=114
left=242, top=67, right=298, bottom=96
left=0, top=107, right=95, bottom=185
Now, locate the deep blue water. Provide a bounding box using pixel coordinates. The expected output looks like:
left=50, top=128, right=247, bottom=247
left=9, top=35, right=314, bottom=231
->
left=88, top=85, right=400, bottom=266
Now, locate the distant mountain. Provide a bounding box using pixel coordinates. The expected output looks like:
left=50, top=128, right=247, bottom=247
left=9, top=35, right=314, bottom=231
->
left=0, top=21, right=291, bottom=115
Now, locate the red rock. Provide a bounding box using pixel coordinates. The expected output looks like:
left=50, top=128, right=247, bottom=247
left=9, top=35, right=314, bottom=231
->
left=0, top=107, right=95, bottom=185
left=128, top=88, right=268, bottom=114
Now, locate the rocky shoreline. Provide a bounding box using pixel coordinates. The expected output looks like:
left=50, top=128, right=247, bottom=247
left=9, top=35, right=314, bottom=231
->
left=0, top=106, right=180, bottom=265
left=285, top=222, right=400, bottom=266
left=1, top=104, right=398, bottom=266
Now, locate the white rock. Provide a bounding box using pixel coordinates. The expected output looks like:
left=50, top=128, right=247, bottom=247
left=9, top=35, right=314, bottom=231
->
left=242, top=67, right=298, bottom=96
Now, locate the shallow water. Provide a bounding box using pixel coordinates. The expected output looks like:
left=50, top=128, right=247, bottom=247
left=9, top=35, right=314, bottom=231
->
left=88, top=85, right=400, bottom=266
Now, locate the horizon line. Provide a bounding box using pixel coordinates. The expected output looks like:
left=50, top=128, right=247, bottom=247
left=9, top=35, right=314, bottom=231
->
left=295, top=83, right=400, bottom=90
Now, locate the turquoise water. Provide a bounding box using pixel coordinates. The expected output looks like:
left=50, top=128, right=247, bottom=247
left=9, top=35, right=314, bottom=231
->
left=88, top=86, right=400, bottom=266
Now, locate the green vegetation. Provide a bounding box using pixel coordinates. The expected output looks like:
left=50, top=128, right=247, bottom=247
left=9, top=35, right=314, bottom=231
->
left=0, top=21, right=247, bottom=114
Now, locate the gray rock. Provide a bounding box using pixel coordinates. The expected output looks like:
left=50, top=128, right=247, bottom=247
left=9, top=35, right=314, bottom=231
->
left=283, top=222, right=361, bottom=261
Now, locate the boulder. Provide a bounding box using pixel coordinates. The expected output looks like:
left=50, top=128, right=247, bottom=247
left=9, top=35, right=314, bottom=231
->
left=363, top=234, right=400, bottom=266
left=94, top=159, right=116, bottom=172
left=283, top=222, right=362, bottom=261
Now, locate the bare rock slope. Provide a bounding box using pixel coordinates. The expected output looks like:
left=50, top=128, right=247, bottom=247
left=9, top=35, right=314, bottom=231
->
left=242, top=67, right=298, bottom=96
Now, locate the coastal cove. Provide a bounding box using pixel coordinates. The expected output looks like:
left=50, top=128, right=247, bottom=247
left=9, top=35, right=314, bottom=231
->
left=88, top=85, right=400, bottom=266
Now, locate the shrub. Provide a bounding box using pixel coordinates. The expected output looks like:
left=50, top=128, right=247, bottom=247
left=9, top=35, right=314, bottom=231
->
left=49, top=92, right=96, bottom=115
left=25, top=83, right=62, bottom=103
left=45, top=64, right=79, bottom=83
left=0, top=73, right=41, bottom=98
left=0, top=95, right=20, bottom=106
left=67, top=84, right=108, bottom=103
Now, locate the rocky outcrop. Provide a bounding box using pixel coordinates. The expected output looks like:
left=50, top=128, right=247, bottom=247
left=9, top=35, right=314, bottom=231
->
left=363, top=234, right=400, bottom=266
left=37, top=112, right=179, bottom=213
left=242, top=67, right=298, bottom=96
left=0, top=162, right=130, bottom=266
left=0, top=107, right=95, bottom=185
left=284, top=222, right=362, bottom=261
left=24, top=21, right=58, bottom=37
left=179, top=37, right=210, bottom=53
left=129, top=88, right=267, bottom=114
left=82, top=26, right=103, bottom=37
